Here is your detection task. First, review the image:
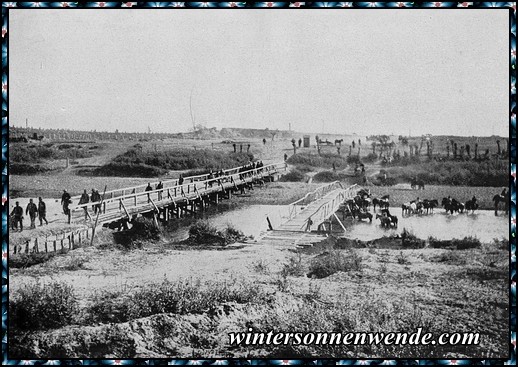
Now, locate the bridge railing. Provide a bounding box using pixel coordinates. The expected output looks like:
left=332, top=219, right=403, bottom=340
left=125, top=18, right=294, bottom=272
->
left=299, top=184, right=362, bottom=231
left=285, top=181, right=344, bottom=220
left=68, top=163, right=281, bottom=203
left=69, top=162, right=287, bottom=221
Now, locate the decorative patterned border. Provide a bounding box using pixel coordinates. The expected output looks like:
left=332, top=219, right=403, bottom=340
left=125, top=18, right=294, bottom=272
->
left=0, top=2, right=516, bottom=365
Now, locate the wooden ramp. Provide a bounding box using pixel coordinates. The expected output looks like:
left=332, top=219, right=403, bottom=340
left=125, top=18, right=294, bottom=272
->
left=273, top=182, right=360, bottom=233
left=259, top=230, right=325, bottom=248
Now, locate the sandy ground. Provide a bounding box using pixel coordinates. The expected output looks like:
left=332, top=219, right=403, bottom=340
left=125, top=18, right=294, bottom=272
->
left=9, top=233, right=508, bottom=358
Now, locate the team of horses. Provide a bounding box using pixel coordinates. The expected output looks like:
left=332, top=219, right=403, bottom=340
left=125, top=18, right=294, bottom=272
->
left=341, top=187, right=507, bottom=230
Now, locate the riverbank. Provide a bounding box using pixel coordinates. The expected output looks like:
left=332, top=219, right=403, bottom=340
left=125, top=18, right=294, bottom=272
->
left=9, top=232, right=508, bottom=359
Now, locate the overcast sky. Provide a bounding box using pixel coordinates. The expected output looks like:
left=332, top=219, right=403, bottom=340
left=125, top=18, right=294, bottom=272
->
left=9, top=9, right=508, bottom=136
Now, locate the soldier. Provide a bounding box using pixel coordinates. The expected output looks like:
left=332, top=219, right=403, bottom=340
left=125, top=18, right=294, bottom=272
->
left=145, top=183, right=153, bottom=203
left=178, top=175, right=184, bottom=186
left=10, top=201, right=23, bottom=231
left=61, top=190, right=72, bottom=224
left=79, top=189, right=90, bottom=220
left=26, top=198, right=38, bottom=229
left=298, top=138, right=302, bottom=148
left=262, top=138, right=266, bottom=145
left=156, top=181, right=164, bottom=201
left=38, top=197, right=48, bottom=226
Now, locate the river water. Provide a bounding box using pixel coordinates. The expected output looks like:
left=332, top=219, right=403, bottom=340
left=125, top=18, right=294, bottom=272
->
left=168, top=204, right=508, bottom=244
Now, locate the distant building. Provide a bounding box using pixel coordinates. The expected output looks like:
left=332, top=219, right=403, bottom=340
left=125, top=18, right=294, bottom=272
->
left=303, top=135, right=310, bottom=148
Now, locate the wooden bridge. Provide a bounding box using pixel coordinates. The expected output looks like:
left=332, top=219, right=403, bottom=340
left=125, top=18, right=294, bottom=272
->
left=274, top=182, right=360, bottom=233
left=69, top=162, right=287, bottom=225
left=11, top=162, right=287, bottom=254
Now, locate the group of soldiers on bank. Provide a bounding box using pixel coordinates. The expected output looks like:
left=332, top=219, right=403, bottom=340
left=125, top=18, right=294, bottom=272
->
left=10, top=197, right=48, bottom=232
left=61, top=188, right=102, bottom=224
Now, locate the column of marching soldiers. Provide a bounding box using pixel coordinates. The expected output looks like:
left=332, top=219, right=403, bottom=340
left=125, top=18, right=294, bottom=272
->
left=9, top=161, right=266, bottom=232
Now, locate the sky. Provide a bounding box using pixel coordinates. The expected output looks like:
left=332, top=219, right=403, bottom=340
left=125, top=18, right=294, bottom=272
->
left=9, top=9, right=508, bottom=136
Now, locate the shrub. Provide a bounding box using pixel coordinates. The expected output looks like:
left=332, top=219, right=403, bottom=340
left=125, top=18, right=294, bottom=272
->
left=95, top=163, right=167, bottom=177
left=9, top=163, right=54, bottom=175
left=313, top=171, right=339, bottom=182
left=188, top=220, right=223, bottom=244
left=186, top=221, right=246, bottom=246
left=10, top=252, right=57, bottom=268
left=396, top=251, right=411, bottom=265
left=401, top=228, right=426, bottom=249
left=10, top=281, right=78, bottom=330
left=85, top=278, right=270, bottom=323
left=280, top=169, right=305, bottom=182
left=98, top=148, right=254, bottom=176
left=281, top=254, right=305, bottom=277
left=286, top=152, right=347, bottom=169
left=384, top=159, right=506, bottom=187
left=363, top=152, right=378, bottom=163
left=307, top=250, right=362, bottom=278
left=113, top=217, right=161, bottom=248
left=428, top=236, right=481, bottom=250
left=428, top=250, right=467, bottom=265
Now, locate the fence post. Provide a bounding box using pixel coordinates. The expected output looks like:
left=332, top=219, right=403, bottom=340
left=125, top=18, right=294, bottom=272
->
left=25, top=240, right=30, bottom=254
left=34, top=238, right=39, bottom=253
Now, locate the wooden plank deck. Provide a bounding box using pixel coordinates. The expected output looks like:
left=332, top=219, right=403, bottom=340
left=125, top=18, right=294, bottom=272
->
left=276, top=188, right=345, bottom=232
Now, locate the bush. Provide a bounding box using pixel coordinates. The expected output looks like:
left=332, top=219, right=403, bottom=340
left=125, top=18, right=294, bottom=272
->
left=313, top=171, right=339, bottom=182
left=98, top=148, right=254, bottom=176
left=10, top=281, right=78, bottom=330
left=287, top=152, right=347, bottom=169
left=9, top=163, right=54, bottom=175
left=188, top=220, right=223, bottom=244
left=113, top=217, right=161, bottom=248
left=307, top=250, right=362, bottom=278
left=85, top=278, right=270, bottom=324
left=10, top=252, right=57, bottom=268
left=428, top=236, right=481, bottom=250
left=95, top=163, right=167, bottom=177
left=384, top=159, right=506, bottom=187
left=362, top=152, right=379, bottom=163
left=401, top=228, right=426, bottom=249
left=281, top=254, right=305, bottom=277
left=186, top=221, right=246, bottom=246
left=280, top=169, right=305, bottom=182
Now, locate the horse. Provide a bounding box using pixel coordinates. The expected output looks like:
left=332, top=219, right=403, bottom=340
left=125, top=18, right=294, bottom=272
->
left=422, top=199, right=439, bottom=214
left=402, top=202, right=412, bottom=215
left=354, top=211, right=373, bottom=223
left=376, top=213, right=397, bottom=228
left=334, top=139, right=343, bottom=145
left=372, top=197, right=389, bottom=211
left=492, top=194, right=508, bottom=215
left=441, top=197, right=464, bottom=214
left=380, top=208, right=398, bottom=227
left=464, top=197, right=479, bottom=214
left=376, top=214, right=392, bottom=228
left=410, top=178, right=425, bottom=190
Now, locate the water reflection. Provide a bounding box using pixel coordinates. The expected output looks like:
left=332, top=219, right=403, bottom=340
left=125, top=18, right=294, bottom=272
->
left=166, top=204, right=507, bottom=244
left=343, top=207, right=507, bottom=243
